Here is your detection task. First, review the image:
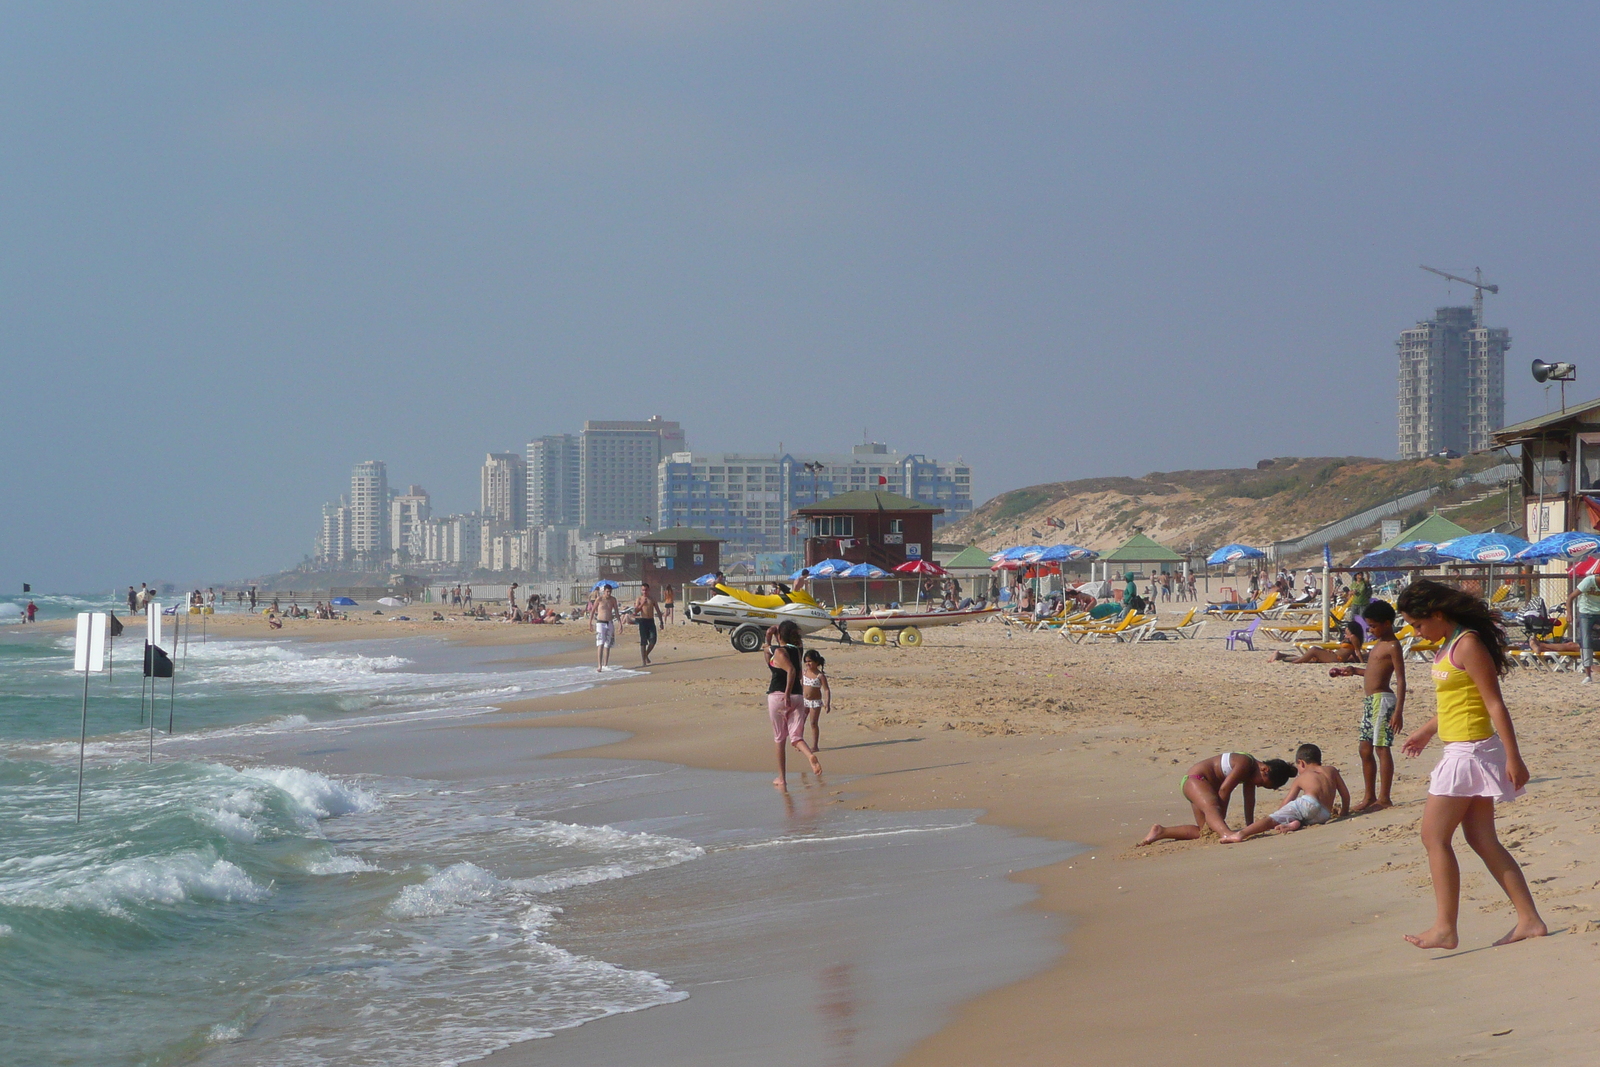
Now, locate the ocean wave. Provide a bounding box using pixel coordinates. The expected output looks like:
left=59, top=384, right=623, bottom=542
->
left=0, top=849, right=269, bottom=917
left=386, top=862, right=514, bottom=919
left=236, top=766, right=377, bottom=825
left=300, top=854, right=383, bottom=876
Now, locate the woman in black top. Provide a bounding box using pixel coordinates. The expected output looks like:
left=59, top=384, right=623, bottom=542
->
left=766, top=620, right=822, bottom=788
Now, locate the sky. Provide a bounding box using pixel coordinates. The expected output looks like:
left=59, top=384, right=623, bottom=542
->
left=5, top=2, right=1599, bottom=590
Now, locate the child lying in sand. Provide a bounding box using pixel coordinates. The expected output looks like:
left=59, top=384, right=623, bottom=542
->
left=1138, top=752, right=1295, bottom=845
left=1221, top=744, right=1349, bottom=842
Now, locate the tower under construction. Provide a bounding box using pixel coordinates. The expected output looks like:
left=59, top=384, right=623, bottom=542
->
left=1397, top=305, right=1510, bottom=460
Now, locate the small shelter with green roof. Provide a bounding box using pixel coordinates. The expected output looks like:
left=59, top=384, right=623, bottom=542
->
left=1375, top=513, right=1470, bottom=551
left=1100, top=532, right=1186, bottom=575
left=940, top=544, right=996, bottom=571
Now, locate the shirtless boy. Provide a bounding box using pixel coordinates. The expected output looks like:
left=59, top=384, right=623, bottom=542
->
left=1330, top=599, right=1406, bottom=810
left=1221, top=744, right=1349, bottom=842
left=1138, top=752, right=1295, bottom=845
left=593, top=586, right=618, bottom=672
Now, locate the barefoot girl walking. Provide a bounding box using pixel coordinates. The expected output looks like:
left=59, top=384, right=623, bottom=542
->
left=1396, top=580, right=1546, bottom=949
left=765, top=620, right=822, bottom=789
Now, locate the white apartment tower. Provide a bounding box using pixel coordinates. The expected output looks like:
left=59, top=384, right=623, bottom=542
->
left=317, top=498, right=353, bottom=564
left=349, top=461, right=390, bottom=565
left=1397, top=306, right=1509, bottom=459
left=480, top=453, right=527, bottom=526
left=389, top=485, right=431, bottom=564
left=579, top=417, right=685, bottom=533
left=527, top=434, right=580, bottom=528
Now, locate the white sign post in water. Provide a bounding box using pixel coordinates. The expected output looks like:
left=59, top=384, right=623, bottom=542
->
left=73, top=612, right=110, bottom=821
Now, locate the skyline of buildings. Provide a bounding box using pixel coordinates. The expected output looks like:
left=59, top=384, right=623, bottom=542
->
left=312, top=419, right=973, bottom=576
left=1397, top=304, right=1510, bottom=459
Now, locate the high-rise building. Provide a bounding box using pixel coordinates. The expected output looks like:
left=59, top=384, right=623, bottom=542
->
left=422, top=513, right=483, bottom=569
left=657, top=443, right=973, bottom=554
left=580, top=417, right=684, bottom=533
left=389, top=485, right=431, bottom=564
left=317, top=497, right=353, bottom=565
left=350, top=461, right=389, bottom=565
left=1397, top=306, right=1509, bottom=459
left=527, top=434, right=580, bottom=528
left=480, top=453, right=527, bottom=526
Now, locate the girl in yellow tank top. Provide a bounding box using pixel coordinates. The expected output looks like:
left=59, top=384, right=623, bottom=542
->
left=1429, top=629, right=1494, bottom=742
left=1395, top=580, right=1545, bottom=951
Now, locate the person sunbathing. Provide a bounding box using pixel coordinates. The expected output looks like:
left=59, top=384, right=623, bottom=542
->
left=1271, top=621, right=1365, bottom=664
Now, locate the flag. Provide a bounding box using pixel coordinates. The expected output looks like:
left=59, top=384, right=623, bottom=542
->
left=143, top=643, right=174, bottom=679
left=877, top=475, right=887, bottom=485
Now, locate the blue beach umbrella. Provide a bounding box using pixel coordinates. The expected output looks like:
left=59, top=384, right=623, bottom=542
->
left=807, top=558, right=855, bottom=577
left=1206, top=544, right=1267, bottom=566
left=1026, top=544, right=1099, bottom=563
left=591, top=580, right=618, bottom=590
left=1513, top=531, right=1600, bottom=562
left=1433, top=532, right=1533, bottom=564
left=330, top=596, right=357, bottom=606
left=839, top=562, right=889, bottom=610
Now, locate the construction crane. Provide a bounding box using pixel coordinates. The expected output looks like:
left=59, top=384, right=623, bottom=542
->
left=1420, top=264, right=1499, bottom=328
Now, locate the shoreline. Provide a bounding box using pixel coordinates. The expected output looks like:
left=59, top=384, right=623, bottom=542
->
left=467, top=619, right=1600, bottom=1066
left=11, top=609, right=1600, bottom=1064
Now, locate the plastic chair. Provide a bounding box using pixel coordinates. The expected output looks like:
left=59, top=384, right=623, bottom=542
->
left=1226, top=617, right=1261, bottom=651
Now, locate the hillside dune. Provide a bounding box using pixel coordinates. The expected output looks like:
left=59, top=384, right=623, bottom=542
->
left=948, top=454, right=1508, bottom=558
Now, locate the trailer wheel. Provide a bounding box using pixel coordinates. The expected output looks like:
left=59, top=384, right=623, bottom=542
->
left=898, top=626, right=922, bottom=647
left=863, top=626, right=886, bottom=645
left=731, top=625, right=765, bottom=653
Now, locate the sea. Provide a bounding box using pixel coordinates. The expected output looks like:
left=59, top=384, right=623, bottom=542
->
left=0, top=595, right=1076, bottom=1067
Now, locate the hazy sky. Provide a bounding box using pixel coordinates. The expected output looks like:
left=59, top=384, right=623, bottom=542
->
left=5, top=2, right=1599, bottom=589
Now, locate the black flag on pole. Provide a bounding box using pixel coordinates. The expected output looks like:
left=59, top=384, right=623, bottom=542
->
left=143, top=644, right=174, bottom=678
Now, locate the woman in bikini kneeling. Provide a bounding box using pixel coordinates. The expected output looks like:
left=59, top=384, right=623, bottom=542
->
left=1138, top=751, right=1295, bottom=845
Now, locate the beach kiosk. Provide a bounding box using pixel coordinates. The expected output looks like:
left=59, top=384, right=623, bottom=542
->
left=1490, top=398, right=1600, bottom=600
left=637, top=527, right=723, bottom=606
left=1096, top=532, right=1186, bottom=582
left=797, top=491, right=944, bottom=572
left=597, top=529, right=723, bottom=603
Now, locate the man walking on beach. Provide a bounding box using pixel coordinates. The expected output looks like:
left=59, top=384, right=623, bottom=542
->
left=634, top=582, right=663, bottom=667
left=593, top=585, right=618, bottom=671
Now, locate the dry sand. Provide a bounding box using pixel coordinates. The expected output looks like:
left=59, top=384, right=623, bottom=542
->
left=474, top=610, right=1600, bottom=1067
left=32, top=605, right=1600, bottom=1063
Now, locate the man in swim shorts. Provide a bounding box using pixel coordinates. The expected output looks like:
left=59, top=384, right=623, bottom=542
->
left=1222, top=744, right=1349, bottom=842
left=593, top=586, right=618, bottom=672
left=633, top=582, right=662, bottom=667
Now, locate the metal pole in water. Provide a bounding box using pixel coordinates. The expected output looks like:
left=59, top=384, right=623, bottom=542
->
left=77, top=664, right=90, bottom=822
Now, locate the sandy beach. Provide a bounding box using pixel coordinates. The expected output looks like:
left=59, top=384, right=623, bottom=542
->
left=17, top=606, right=1600, bottom=1064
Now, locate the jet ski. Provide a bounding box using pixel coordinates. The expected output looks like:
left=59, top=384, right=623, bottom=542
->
left=687, top=584, right=843, bottom=651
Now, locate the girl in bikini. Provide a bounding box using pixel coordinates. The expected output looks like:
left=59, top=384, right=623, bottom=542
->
left=1138, top=751, right=1294, bottom=845
left=801, top=649, right=831, bottom=753
left=1396, top=580, right=1546, bottom=949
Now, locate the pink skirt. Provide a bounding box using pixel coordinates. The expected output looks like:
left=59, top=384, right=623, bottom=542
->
left=767, top=692, right=805, bottom=744
left=1428, top=735, right=1524, bottom=803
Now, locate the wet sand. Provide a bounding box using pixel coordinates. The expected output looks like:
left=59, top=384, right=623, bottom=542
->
left=38, top=605, right=1600, bottom=1063
left=471, top=614, right=1600, bottom=1067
